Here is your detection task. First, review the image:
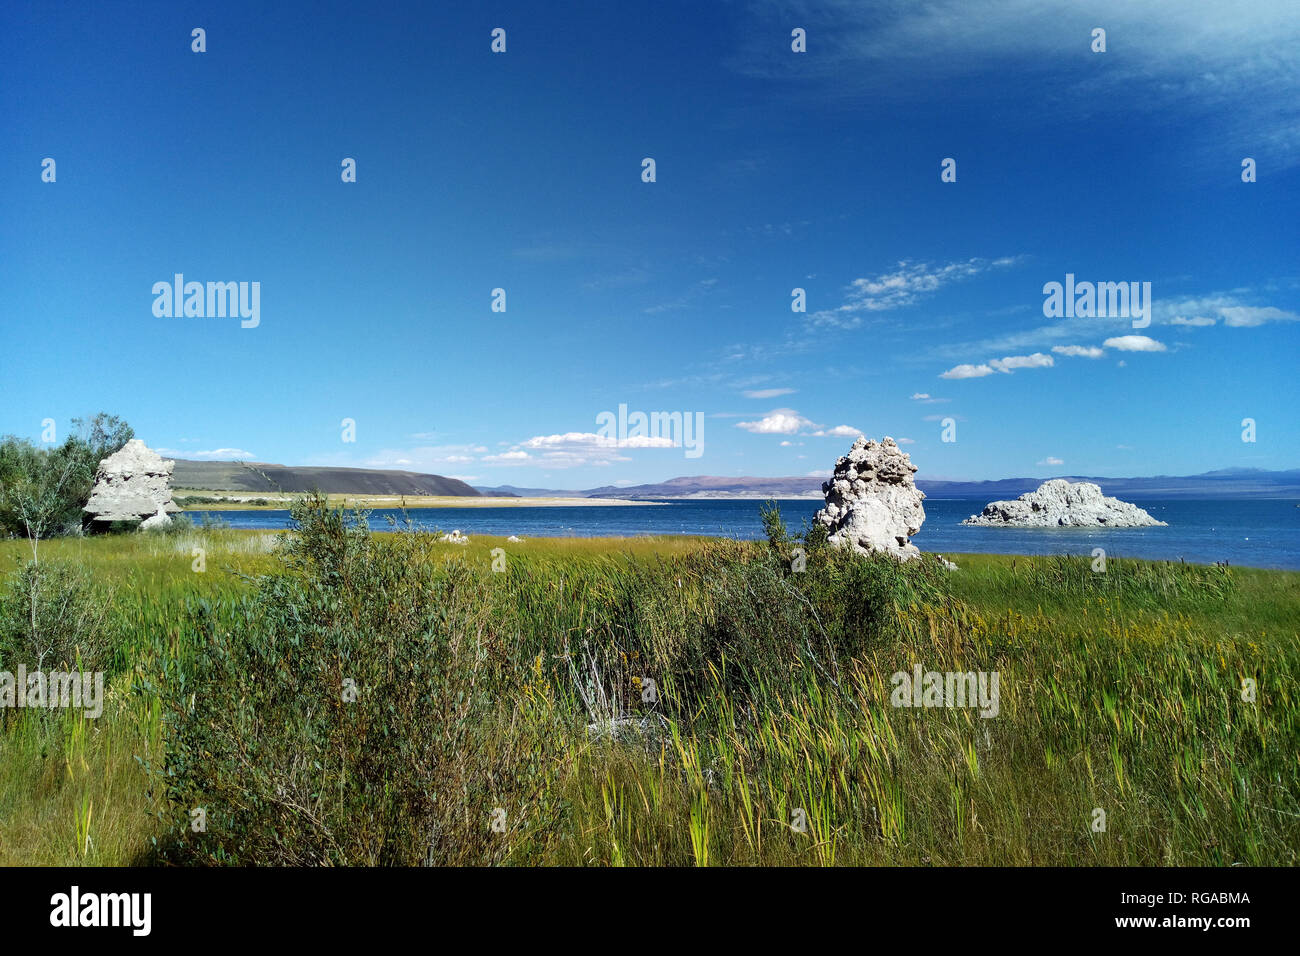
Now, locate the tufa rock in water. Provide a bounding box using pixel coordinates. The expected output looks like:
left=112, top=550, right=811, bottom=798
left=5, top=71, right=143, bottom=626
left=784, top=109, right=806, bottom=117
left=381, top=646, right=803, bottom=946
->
left=962, top=479, right=1167, bottom=528
left=83, top=439, right=182, bottom=527
left=814, top=436, right=926, bottom=561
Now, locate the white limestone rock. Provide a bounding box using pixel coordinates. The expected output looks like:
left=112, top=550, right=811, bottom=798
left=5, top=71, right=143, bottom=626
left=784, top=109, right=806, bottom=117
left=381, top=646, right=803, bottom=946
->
left=814, top=436, right=926, bottom=562
left=83, top=440, right=181, bottom=524
left=139, top=508, right=173, bottom=531
left=962, top=479, right=1167, bottom=528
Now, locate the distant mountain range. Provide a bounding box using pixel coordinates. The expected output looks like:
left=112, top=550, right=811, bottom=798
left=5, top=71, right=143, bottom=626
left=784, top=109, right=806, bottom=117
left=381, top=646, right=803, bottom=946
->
left=479, top=468, right=1300, bottom=500
left=172, top=459, right=479, bottom=497
left=170, top=457, right=1300, bottom=500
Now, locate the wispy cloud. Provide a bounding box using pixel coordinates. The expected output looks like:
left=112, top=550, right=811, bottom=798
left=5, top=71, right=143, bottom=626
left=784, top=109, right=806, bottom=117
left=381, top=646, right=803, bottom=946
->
left=743, top=387, right=797, bottom=399
left=734, top=0, right=1300, bottom=168
left=1037, top=456, right=1064, bottom=466
left=472, top=431, right=680, bottom=468
left=1218, top=306, right=1299, bottom=327
left=1052, top=345, right=1105, bottom=358
left=644, top=277, right=719, bottom=314
left=808, top=257, right=1021, bottom=329
left=1164, top=296, right=1299, bottom=328
left=926, top=288, right=1296, bottom=369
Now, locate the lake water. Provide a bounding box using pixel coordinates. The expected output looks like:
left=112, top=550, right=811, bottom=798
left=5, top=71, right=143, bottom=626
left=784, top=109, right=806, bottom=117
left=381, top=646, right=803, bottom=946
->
left=184, top=497, right=1300, bottom=570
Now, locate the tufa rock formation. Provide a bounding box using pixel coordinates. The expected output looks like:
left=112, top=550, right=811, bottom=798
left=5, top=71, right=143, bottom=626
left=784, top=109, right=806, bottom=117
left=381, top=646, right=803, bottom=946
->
left=814, top=436, right=926, bottom=561
left=962, top=479, right=1167, bottom=528
left=83, top=439, right=182, bottom=527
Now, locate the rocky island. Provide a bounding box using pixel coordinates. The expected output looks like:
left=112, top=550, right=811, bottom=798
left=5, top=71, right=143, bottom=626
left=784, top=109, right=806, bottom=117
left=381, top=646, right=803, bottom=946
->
left=962, top=479, right=1167, bottom=528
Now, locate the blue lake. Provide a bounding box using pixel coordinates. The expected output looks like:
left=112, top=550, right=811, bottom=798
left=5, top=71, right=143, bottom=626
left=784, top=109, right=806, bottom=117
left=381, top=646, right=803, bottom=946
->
left=184, top=497, right=1300, bottom=570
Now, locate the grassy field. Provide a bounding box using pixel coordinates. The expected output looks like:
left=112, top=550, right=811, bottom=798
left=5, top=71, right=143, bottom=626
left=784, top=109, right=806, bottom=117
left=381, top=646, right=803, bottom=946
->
left=0, top=502, right=1296, bottom=866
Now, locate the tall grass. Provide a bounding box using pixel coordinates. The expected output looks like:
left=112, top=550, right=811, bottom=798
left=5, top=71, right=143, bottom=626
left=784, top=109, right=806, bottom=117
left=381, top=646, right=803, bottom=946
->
left=0, top=500, right=1296, bottom=866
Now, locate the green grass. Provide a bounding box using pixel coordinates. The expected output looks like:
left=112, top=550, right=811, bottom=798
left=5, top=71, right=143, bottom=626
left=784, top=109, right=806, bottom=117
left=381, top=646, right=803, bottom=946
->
left=0, top=518, right=1296, bottom=866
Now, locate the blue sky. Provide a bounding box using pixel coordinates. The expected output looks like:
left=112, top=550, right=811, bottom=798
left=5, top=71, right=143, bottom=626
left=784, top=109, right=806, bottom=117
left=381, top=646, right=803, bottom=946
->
left=2, top=0, right=1297, bottom=486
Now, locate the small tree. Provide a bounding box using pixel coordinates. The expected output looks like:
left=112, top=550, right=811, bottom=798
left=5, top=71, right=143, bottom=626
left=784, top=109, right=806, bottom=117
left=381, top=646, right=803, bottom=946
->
left=0, top=439, right=84, bottom=562
left=0, top=413, right=134, bottom=553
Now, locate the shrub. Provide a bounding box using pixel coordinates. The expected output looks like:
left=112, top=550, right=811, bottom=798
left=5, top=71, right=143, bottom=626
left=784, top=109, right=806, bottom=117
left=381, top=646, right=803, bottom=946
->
left=0, top=560, right=111, bottom=673
left=148, top=494, right=564, bottom=865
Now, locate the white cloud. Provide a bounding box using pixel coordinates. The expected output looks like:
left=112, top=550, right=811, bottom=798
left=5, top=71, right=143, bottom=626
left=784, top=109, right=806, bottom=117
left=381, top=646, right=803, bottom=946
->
left=1160, top=296, right=1298, bottom=328
left=989, top=352, right=1054, bottom=373
left=941, top=352, right=1053, bottom=379
left=1103, top=335, right=1167, bottom=352
left=362, top=444, right=491, bottom=472
left=1051, top=345, right=1105, bottom=358
left=940, top=363, right=995, bottom=380
left=926, top=289, right=1294, bottom=369
left=743, top=387, right=797, bottom=399
left=521, top=432, right=674, bottom=450
left=1218, top=305, right=1299, bottom=327
left=735, top=409, right=817, bottom=434
left=896, top=437, right=916, bottom=444
left=480, top=431, right=663, bottom=469
left=1037, top=456, right=1064, bottom=466
left=812, top=425, right=861, bottom=438
left=157, top=447, right=255, bottom=460
left=808, top=256, right=1020, bottom=328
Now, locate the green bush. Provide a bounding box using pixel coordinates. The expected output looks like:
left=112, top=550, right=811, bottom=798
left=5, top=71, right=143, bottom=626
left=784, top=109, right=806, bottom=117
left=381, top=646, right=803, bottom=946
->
left=0, top=560, right=110, bottom=673
left=148, top=494, right=564, bottom=865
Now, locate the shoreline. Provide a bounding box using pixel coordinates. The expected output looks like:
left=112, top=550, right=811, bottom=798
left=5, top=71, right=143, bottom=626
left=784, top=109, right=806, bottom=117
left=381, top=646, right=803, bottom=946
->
left=126, top=527, right=1300, bottom=573
left=173, top=492, right=665, bottom=510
